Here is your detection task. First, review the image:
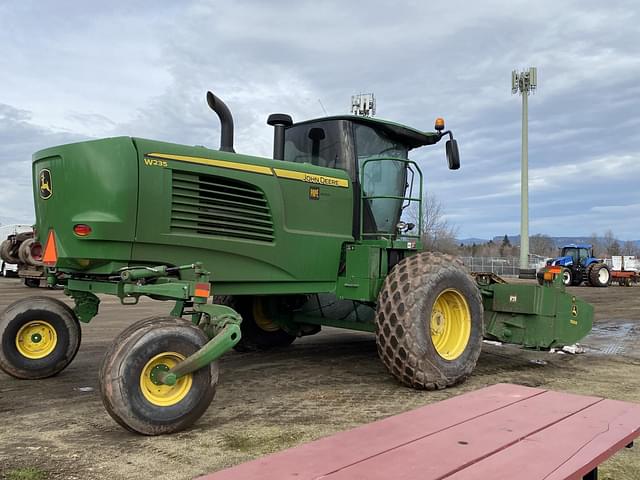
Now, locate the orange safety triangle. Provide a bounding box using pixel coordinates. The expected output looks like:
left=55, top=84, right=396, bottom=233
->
left=42, top=230, right=58, bottom=266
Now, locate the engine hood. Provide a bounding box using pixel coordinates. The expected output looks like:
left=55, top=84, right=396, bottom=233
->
left=552, top=256, right=574, bottom=266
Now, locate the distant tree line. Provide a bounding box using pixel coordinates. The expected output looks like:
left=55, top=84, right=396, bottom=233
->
left=405, top=194, right=639, bottom=258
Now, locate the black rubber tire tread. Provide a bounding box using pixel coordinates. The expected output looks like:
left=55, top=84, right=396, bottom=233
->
left=588, top=263, right=610, bottom=288
left=99, top=316, right=219, bottom=435
left=570, top=269, right=583, bottom=286
left=24, top=278, right=40, bottom=288
left=18, top=238, right=43, bottom=267
left=376, top=252, right=483, bottom=390
left=561, top=267, right=573, bottom=286
left=585, top=264, right=594, bottom=286
left=0, top=239, right=20, bottom=265
left=215, top=296, right=295, bottom=352
left=0, top=296, right=81, bottom=379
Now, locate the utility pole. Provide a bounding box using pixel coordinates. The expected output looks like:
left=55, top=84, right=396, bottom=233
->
left=512, top=67, right=537, bottom=271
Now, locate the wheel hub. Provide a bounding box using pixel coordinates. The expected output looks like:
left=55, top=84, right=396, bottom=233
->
left=149, top=363, right=170, bottom=386
left=430, top=312, right=445, bottom=336
left=429, top=289, right=471, bottom=361
left=598, top=268, right=609, bottom=283
left=15, top=320, right=57, bottom=359
left=140, top=352, right=193, bottom=407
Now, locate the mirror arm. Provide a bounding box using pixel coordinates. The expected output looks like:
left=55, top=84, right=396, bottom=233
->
left=436, top=130, right=455, bottom=143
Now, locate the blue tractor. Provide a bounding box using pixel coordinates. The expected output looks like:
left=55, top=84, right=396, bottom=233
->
left=537, top=244, right=610, bottom=287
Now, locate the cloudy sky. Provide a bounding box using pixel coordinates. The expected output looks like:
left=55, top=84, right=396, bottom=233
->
left=1, top=0, right=639, bottom=240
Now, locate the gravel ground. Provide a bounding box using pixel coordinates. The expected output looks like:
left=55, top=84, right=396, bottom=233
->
left=0, top=277, right=638, bottom=480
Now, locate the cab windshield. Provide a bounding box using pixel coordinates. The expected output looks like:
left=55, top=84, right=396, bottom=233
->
left=283, top=120, right=355, bottom=178
left=354, top=123, right=408, bottom=235
left=561, top=247, right=591, bottom=262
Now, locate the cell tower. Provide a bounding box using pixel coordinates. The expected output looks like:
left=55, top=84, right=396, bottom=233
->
left=512, top=67, right=537, bottom=272
left=351, top=93, right=376, bottom=117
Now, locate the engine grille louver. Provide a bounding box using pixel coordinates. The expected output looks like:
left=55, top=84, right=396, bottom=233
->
left=171, top=170, right=274, bottom=242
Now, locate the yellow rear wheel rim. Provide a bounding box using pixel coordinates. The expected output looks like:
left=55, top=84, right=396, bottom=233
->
left=430, top=289, right=471, bottom=360
left=15, top=320, right=58, bottom=359
left=253, top=299, right=280, bottom=332
left=140, top=352, right=193, bottom=407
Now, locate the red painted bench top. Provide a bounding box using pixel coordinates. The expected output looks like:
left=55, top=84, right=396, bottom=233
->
left=197, top=384, right=640, bottom=480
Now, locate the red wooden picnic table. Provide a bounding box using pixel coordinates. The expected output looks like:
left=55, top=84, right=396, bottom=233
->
left=197, top=383, right=640, bottom=480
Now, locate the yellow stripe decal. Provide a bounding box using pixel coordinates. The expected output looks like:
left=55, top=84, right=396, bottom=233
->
left=146, top=152, right=349, bottom=188
left=146, top=152, right=274, bottom=176
left=273, top=169, right=349, bottom=188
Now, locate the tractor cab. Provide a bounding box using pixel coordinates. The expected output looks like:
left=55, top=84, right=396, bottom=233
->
left=268, top=114, right=459, bottom=240
left=558, top=244, right=594, bottom=267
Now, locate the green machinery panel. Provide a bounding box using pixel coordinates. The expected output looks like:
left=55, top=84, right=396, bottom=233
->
left=482, top=282, right=593, bottom=348
left=32, top=138, right=139, bottom=273
left=33, top=137, right=357, bottom=295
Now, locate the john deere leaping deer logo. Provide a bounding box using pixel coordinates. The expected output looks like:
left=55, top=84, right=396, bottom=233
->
left=39, top=169, right=53, bottom=199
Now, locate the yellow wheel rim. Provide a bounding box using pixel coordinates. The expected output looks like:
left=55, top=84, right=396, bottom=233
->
left=253, top=299, right=280, bottom=332
left=430, top=289, right=471, bottom=361
left=140, top=352, right=193, bottom=407
left=15, top=320, right=58, bottom=359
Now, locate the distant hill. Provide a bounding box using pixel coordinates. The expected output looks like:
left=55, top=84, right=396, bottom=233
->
left=458, top=237, right=490, bottom=246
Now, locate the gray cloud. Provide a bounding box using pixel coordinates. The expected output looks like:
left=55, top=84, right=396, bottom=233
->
left=0, top=0, right=638, bottom=240
left=0, top=104, right=84, bottom=224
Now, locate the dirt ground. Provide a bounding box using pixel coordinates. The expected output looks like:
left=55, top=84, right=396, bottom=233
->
left=0, top=277, right=639, bottom=480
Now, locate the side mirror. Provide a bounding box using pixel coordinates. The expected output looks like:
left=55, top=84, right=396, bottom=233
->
left=446, top=139, right=460, bottom=170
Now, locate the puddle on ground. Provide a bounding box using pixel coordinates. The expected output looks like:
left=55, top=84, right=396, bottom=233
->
left=582, top=321, right=639, bottom=358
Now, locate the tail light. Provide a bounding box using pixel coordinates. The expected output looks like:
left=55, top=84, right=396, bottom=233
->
left=73, top=224, right=92, bottom=237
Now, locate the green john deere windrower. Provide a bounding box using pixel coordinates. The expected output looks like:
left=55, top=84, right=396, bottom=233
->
left=0, top=92, right=593, bottom=435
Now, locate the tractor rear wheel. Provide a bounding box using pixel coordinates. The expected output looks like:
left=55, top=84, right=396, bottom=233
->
left=0, top=297, right=81, bottom=379
left=375, top=252, right=483, bottom=389
left=588, top=263, right=610, bottom=288
left=217, top=296, right=296, bottom=352
left=100, top=316, right=218, bottom=435
left=561, top=267, right=573, bottom=286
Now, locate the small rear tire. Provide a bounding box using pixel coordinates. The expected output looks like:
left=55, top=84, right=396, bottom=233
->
left=376, top=252, right=483, bottom=389
left=0, top=297, right=81, bottom=379
left=18, top=238, right=43, bottom=267
left=100, top=316, right=218, bottom=435
left=0, top=239, right=19, bottom=265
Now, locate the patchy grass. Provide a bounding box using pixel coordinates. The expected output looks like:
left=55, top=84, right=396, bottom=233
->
left=220, top=428, right=305, bottom=454
left=4, top=467, right=47, bottom=480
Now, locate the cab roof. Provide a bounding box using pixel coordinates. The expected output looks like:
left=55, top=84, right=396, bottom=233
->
left=289, top=115, right=441, bottom=149
left=562, top=244, right=593, bottom=249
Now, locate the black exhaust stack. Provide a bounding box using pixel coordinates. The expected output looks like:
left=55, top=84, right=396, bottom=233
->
left=206, top=91, right=235, bottom=153
left=267, top=113, right=293, bottom=160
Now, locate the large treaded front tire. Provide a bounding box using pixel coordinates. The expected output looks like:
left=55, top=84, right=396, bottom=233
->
left=100, top=316, right=218, bottom=435
left=376, top=252, right=483, bottom=390
left=0, top=297, right=81, bottom=379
